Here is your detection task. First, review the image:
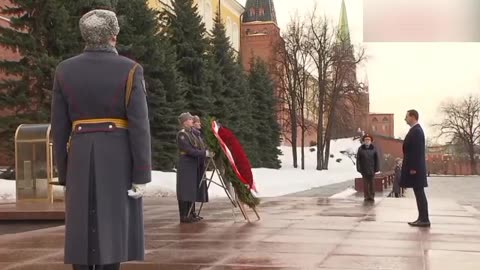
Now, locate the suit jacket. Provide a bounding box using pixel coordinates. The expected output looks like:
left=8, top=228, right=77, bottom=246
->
left=399, top=124, right=428, bottom=188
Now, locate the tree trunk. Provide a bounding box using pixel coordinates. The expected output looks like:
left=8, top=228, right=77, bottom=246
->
left=323, top=90, right=340, bottom=170
left=316, top=80, right=325, bottom=170
left=469, top=145, right=478, bottom=175
left=323, top=114, right=333, bottom=170
left=301, top=112, right=305, bottom=170
left=290, top=103, right=298, bottom=168
left=324, top=136, right=332, bottom=169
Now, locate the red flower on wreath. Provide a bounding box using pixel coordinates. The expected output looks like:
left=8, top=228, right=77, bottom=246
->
left=211, top=121, right=257, bottom=192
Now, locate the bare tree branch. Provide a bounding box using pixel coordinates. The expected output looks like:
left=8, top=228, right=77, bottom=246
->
left=432, top=95, right=480, bottom=174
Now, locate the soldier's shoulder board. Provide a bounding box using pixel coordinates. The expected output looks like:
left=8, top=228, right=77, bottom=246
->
left=177, top=130, right=186, bottom=139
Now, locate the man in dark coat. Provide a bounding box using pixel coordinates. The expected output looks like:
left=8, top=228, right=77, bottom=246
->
left=192, top=115, right=209, bottom=218
left=51, top=9, right=151, bottom=270
left=176, top=112, right=212, bottom=223
left=399, top=109, right=430, bottom=227
left=356, top=134, right=380, bottom=202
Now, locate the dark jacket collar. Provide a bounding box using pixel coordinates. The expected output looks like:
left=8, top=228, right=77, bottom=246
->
left=361, top=144, right=374, bottom=150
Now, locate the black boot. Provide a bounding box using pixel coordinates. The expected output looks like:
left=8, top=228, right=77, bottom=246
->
left=72, top=265, right=93, bottom=270
left=180, top=216, right=196, bottom=223
left=96, top=263, right=121, bottom=270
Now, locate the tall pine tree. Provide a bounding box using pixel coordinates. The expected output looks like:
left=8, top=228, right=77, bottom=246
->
left=248, top=58, right=282, bottom=168
left=168, top=0, right=212, bottom=117
left=114, top=0, right=185, bottom=170
left=0, top=0, right=76, bottom=165
left=208, top=12, right=257, bottom=164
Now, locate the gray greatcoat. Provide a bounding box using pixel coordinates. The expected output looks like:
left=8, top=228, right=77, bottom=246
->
left=176, top=128, right=206, bottom=202
left=192, top=128, right=208, bottom=203
left=51, top=48, right=151, bottom=265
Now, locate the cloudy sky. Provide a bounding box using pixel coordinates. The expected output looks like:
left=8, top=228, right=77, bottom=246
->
left=240, top=0, right=480, bottom=140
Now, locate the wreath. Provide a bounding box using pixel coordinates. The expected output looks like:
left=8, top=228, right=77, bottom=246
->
left=202, top=118, right=260, bottom=208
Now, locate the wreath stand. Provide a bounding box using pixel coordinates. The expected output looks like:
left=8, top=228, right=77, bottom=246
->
left=189, top=156, right=260, bottom=223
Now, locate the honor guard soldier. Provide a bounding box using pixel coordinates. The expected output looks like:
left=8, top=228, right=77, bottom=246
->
left=51, top=9, right=151, bottom=270
left=176, top=112, right=212, bottom=223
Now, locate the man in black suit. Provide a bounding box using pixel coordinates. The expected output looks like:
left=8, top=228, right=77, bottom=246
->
left=399, top=110, right=430, bottom=227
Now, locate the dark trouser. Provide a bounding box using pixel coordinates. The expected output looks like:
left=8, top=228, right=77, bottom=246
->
left=413, top=187, right=429, bottom=222
left=363, top=175, right=375, bottom=200
left=72, top=264, right=120, bottom=270
left=178, top=200, right=194, bottom=218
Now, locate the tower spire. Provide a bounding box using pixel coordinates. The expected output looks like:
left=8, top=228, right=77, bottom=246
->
left=338, top=0, right=351, bottom=43
left=243, top=0, right=277, bottom=24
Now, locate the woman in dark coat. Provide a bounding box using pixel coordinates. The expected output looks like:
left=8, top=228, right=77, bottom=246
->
left=192, top=116, right=209, bottom=216
left=176, top=113, right=211, bottom=223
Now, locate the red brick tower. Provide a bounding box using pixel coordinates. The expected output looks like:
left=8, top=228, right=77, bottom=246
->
left=331, top=0, right=370, bottom=138
left=240, top=0, right=281, bottom=72
left=240, top=0, right=288, bottom=137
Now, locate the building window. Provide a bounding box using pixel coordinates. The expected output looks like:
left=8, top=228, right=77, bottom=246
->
left=383, top=117, right=389, bottom=122
left=249, top=8, right=255, bottom=17
left=258, top=7, right=265, bottom=16
left=372, top=126, right=377, bottom=131
left=382, top=125, right=386, bottom=131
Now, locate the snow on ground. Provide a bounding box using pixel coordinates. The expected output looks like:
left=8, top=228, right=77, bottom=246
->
left=0, top=138, right=361, bottom=202
left=0, top=180, right=15, bottom=202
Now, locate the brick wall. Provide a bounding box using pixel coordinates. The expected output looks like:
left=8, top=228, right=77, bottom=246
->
left=282, top=124, right=318, bottom=147
left=240, top=22, right=281, bottom=72
left=373, top=135, right=403, bottom=158
left=428, top=158, right=480, bottom=175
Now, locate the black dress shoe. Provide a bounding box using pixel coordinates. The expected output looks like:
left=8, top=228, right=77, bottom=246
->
left=191, top=213, right=203, bottom=220
left=408, top=219, right=419, bottom=226
left=409, top=220, right=430, bottom=227
left=413, top=221, right=431, bottom=227
left=180, top=216, right=195, bottom=223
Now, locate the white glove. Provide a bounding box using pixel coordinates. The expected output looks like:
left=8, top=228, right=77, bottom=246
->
left=206, top=150, right=214, bottom=157
left=128, top=183, right=146, bottom=199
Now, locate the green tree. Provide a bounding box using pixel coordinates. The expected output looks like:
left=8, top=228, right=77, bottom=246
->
left=248, top=58, right=282, bottom=168
left=0, top=0, right=76, bottom=165
left=168, top=0, right=212, bottom=117
left=114, top=0, right=185, bottom=170
left=208, top=12, right=256, bottom=162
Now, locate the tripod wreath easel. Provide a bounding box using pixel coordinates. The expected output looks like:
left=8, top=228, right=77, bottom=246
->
left=187, top=119, right=261, bottom=223
left=189, top=156, right=260, bottom=223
